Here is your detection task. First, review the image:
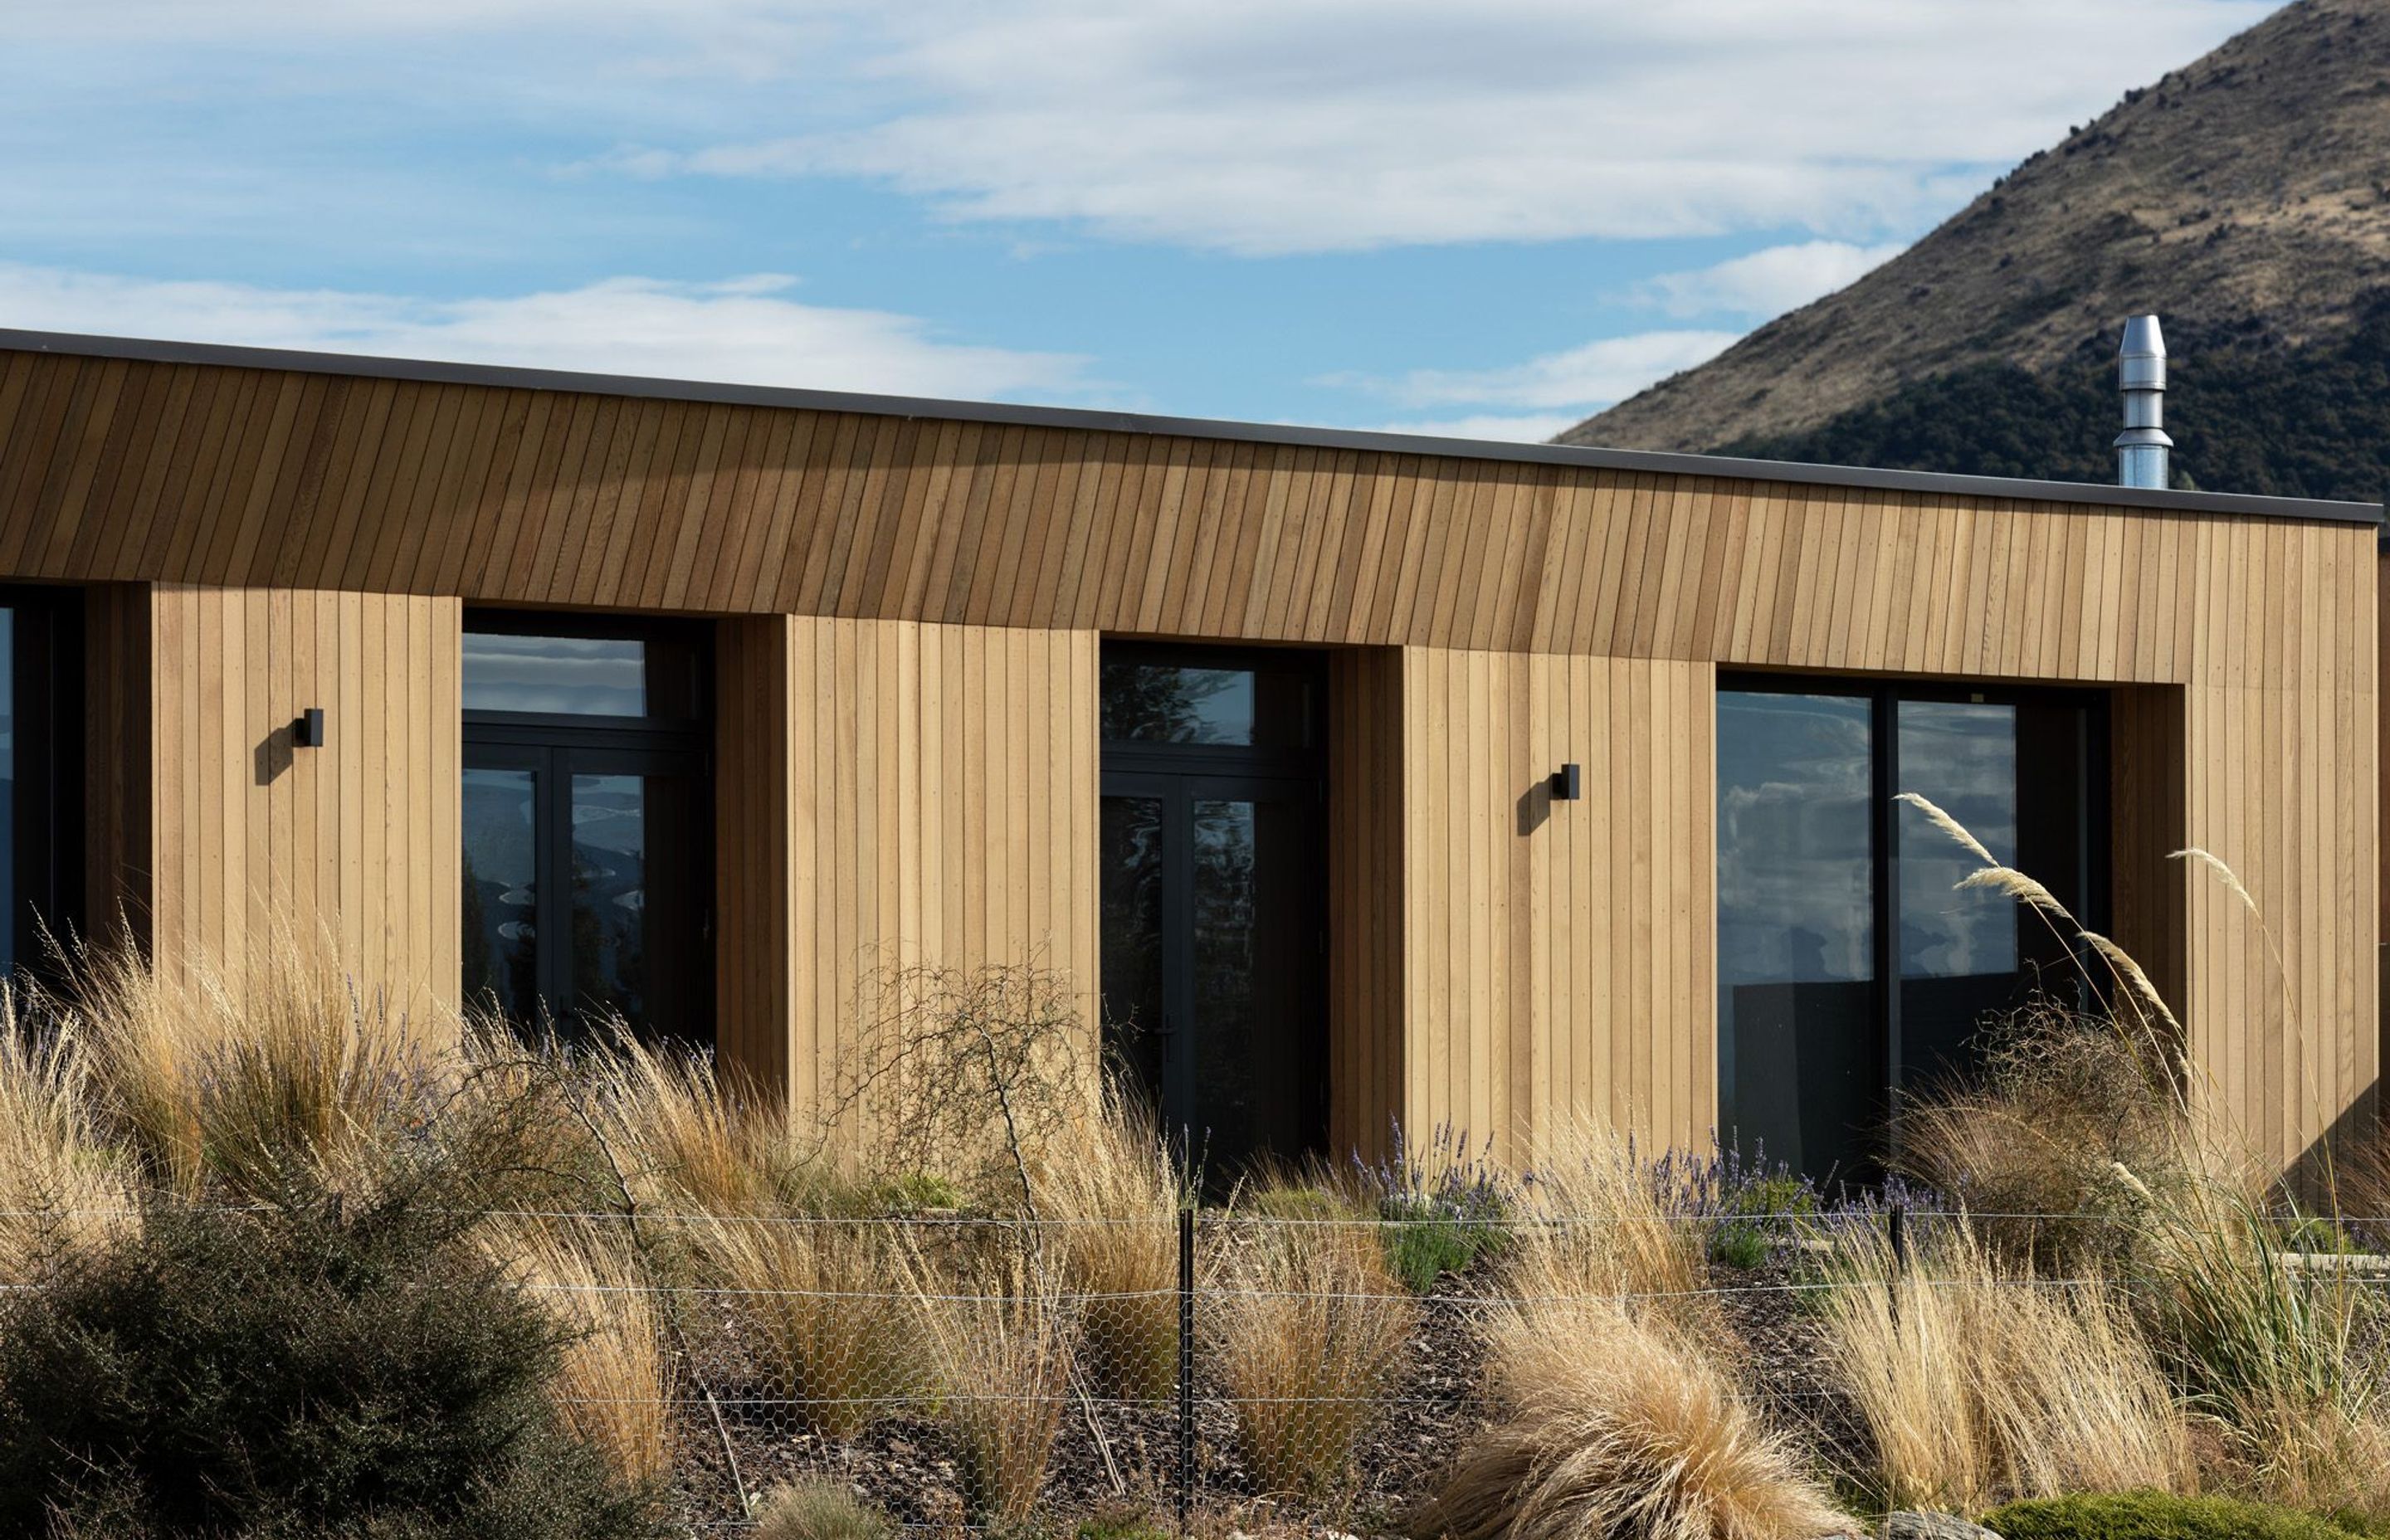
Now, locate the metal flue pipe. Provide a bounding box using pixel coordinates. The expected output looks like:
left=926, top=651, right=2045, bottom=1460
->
left=2114, top=314, right=2173, bottom=490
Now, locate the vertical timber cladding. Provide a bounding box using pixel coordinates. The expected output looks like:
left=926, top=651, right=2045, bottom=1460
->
left=715, top=612, right=1101, bottom=1126
left=1389, top=651, right=1714, bottom=1166
left=144, top=586, right=462, bottom=1018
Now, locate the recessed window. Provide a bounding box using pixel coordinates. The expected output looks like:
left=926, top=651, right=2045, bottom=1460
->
left=461, top=614, right=710, bottom=1044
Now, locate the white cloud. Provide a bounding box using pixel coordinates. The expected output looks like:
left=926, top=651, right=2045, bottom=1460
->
left=1639, top=240, right=1907, bottom=319
left=0, top=266, right=1095, bottom=402
left=595, top=0, right=2268, bottom=254
left=8, top=1, right=2271, bottom=257
left=1329, top=329, right=1739, bottom=412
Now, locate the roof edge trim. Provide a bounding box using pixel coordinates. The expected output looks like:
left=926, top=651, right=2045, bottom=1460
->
left=2, top=327, right=2378, bottom=527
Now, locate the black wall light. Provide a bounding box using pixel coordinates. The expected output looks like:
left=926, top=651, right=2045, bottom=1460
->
left=294, top=707, right=326, bottom=748
left=1549, top=763, right=1581, bottom=801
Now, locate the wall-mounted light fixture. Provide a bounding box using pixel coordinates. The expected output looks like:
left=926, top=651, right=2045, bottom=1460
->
left=1549, top=763, right=1581, bottom=802
left=294, top=707, right=326, bottom=748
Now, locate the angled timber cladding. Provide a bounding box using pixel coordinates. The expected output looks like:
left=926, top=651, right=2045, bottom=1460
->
left=0, top=329, right=2379, bottom=1175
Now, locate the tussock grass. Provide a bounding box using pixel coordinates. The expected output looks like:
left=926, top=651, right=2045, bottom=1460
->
left=62, top=937, right=457, bottom=1195
left=0, top=997, right=132, bottom=1281
left=1508, top=1121, right=1707, bottom=1328
left=914, top=1243, right=1077, bottom=1523
left=697, top=1211, right=924, bottom=1439
left=753, top=1479, right=892, bottom=1540
left=1033, top=1089, right=1182, bottom=1403
left=1423, top=1294, right=1845, bottom=1540
left=1206, top=1204, right=1417, bottom=1495
left=486, top=1214, right=679, bottom=1489
left=1817, top=1217, right=2193, bottom=1510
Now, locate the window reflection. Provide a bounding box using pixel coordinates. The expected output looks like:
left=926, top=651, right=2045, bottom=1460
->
left=1716, top=692, right=1876, bottom=1177
left=1100, top=660, right=1310, bottom=748
left=461, top=768, right=539, bottom=1021
left=464, top=634, right=647, bottom=716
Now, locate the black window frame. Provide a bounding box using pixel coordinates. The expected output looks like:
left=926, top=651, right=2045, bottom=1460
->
left=1098, top=642, right=1330, bottom=1172
left=1716, top=670, right=2111, bottom=1168
left=461, top=611, right=713, bottom=1042
left=0, top=586, right=84, bottom=980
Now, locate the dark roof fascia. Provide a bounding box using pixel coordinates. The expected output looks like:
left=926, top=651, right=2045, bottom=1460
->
left=2, top=327, right=2379, bottom=529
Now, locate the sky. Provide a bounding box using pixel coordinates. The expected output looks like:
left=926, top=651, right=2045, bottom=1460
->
left=2, top=1, right=2274, bottom=443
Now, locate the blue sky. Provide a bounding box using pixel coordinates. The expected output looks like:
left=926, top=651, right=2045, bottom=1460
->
left=2, top=1, right=2271, bottom=441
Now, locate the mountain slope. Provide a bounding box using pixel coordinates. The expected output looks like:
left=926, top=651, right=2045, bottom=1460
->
left=1559, top=0, right=2390, bottom=501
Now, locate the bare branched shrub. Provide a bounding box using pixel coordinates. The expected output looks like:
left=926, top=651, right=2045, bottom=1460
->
left=485, top=1214, right=679, bottom=1489
left=1207, top=1211, right=1417, bottom=1495
left=1034, top=1087, right=1182, bottom=1404
left=1423, top=1295, right=1845, bottom=1540
left=1817, top=1216, right=2194, bottom=1511
left=913, top=1241, right=1078, bottom=1523
left=0, top=996, right=132, bottom=1281
left=826, top=960, right=1087, bottom=1207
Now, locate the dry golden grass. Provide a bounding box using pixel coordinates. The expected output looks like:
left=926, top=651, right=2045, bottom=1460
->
left=695, top=1211, right=924, bottom=1439
left=1817, top=1218, right=2194, bottom=1511
left=0, top=996, right=133, bottom=1281
left=1206, top=1210, right=1417, bottom=1495
left=913, top=1243, right=1077, bottom=1523
left=1032, top=1092, right=1181, bottom=1403
left=752, top=1478, right=892, bottom=1540
left=485, top=1213, right=679, bottom=1489
left=1507, top=1121, right=1707, bottom=1330
left=586, top=1030, right=777, bottom=1216
left=1423, top=1295, right=1846, bottom=1540
left=62, top=936, right=459, bottom=1195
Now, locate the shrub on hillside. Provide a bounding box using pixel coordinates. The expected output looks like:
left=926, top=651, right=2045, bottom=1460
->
left=0, top=1174, right=659, bottom=1539
left=1980, top=1492, right=2370, bottom=1540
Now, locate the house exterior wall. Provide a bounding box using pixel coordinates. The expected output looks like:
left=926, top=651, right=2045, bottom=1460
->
left=0, top=338, right=2378, bottom=1172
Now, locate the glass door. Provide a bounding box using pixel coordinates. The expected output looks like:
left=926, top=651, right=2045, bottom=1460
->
left=1099, top=646, right=1325, bottom=1179
left=1716, top=678, right=2104, bottom=1180
left=461, top=618, right=712, bottom=1043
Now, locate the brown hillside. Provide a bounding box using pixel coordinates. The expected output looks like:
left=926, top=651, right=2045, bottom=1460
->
left=1559, top=0, right=2390, bottom=454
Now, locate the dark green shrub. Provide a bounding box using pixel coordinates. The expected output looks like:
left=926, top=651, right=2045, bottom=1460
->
left=0, top=1176, right=660, bottom=1539
left=1074, top=1504, right=1173, bottom=1540
left=1981, top=1492, right=2368, bottom=1540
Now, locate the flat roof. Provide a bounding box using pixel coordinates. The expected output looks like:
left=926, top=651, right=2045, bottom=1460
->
left=2, top=326, right=2378, bottom=528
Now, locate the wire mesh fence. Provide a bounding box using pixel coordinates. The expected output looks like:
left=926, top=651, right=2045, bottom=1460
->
left=455, top=1205, right=2390, bottom=1534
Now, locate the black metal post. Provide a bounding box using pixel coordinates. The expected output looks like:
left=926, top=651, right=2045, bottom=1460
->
left=1177, top=1206, right=1196, bottom=1537
left=1887, top=1201, right=1907, bottom=1332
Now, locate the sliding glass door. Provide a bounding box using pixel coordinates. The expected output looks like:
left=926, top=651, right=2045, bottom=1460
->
left=1716, top=678, right=2103, bottom=1180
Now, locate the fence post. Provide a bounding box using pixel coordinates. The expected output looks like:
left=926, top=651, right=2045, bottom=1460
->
left=1887, top=1201, right=1907, bottom=1332
left=1177, top=1206, right=1195, bottom=1538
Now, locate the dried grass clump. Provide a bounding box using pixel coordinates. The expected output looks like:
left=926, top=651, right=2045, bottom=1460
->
left=914, top=1243, right=1077, bottom=1523
left=1033, top=1091, right=1182, bottom=1403
left=1207, top=1208, right=1417, bottom=1495
left=1897, top=997, right=2189, bottom=1271
left=1817, top=1218, right=2194, bottom=1511
left=585, top=1031, right=778, bottom=1216
left=1509, top=1121, right=1706, bottom=1329
left=1422, top=1295, right=1846, bottom=1540
left=0, top=999, right=133, bottom=1280
left=486, top=1214, right=678, bottom=1489
left=698, top=1211, right=924, bottom=1439
left=65, top=937, right=459, bottom=1195
left=753, top=1478, right=893, bottom=1540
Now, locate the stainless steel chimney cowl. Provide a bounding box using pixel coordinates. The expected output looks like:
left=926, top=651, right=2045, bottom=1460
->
left=2115, top=314, right=2173, bottom=490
